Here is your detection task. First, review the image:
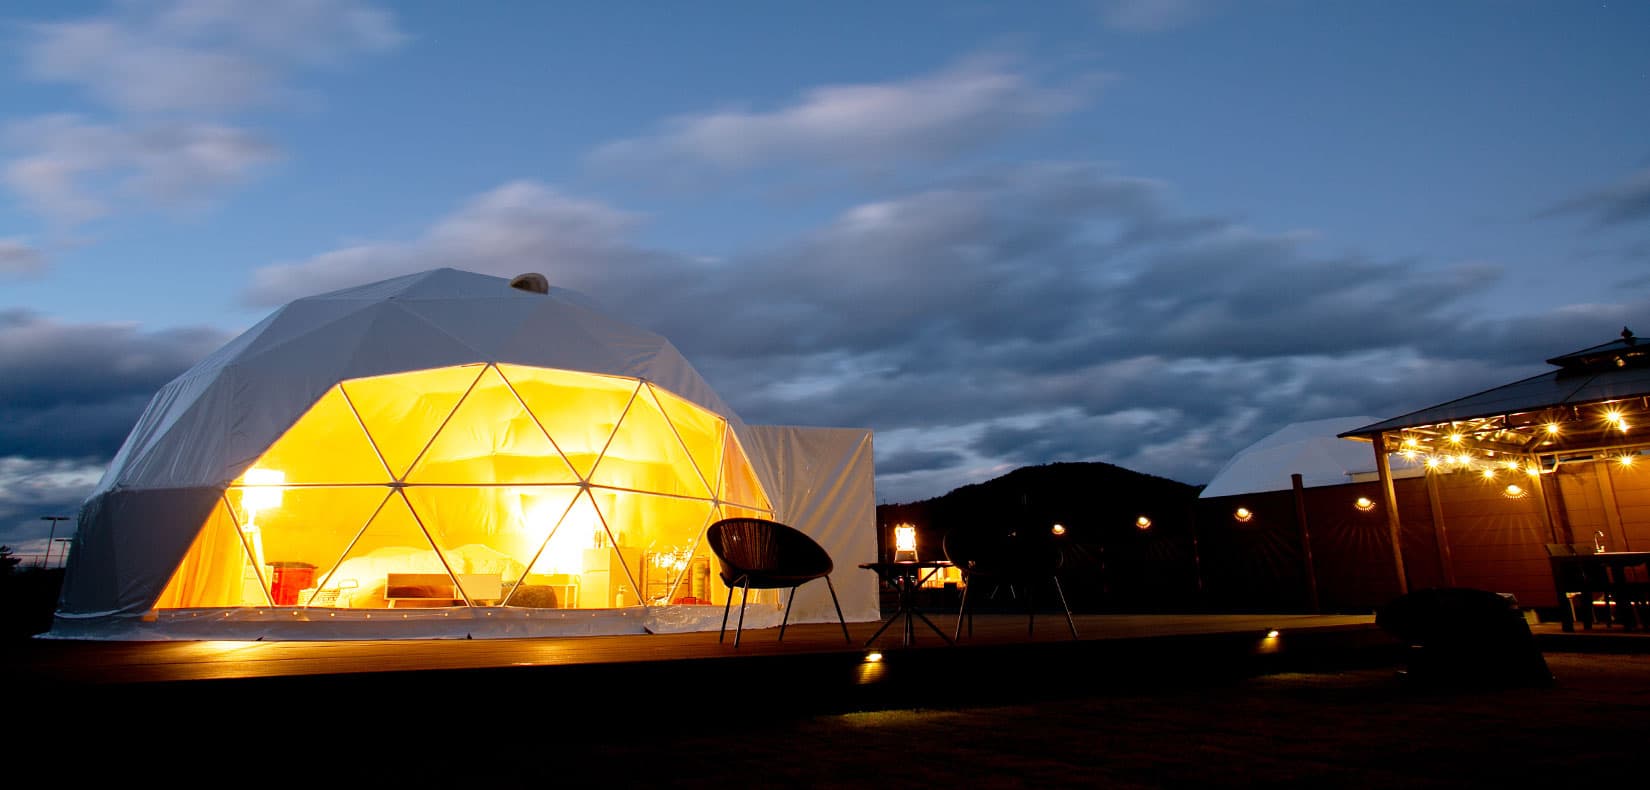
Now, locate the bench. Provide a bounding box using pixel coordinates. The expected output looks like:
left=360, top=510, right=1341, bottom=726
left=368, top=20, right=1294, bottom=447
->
left=384, top=572, right=503, bottom=606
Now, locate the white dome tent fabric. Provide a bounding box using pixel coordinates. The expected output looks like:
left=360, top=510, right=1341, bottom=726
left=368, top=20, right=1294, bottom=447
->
left=1199, top=416, right=1422, bottom=499
left=53, top=268, right=878, bottom=640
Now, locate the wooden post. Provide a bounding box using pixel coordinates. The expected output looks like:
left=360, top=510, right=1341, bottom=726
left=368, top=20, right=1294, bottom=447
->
left=1291, top=473, right=1320, bottom=612
left=1374, top=434, right=1409, bottom=594
left=1424, top=470, right=1456, bottom=587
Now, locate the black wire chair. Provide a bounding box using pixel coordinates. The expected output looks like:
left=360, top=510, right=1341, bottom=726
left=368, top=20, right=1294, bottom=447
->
left=944, top=527, right=1078, bottom=640
left=706, top=517, right=852, bottom=647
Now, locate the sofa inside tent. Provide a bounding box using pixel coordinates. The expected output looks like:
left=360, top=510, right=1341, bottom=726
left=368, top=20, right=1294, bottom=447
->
left=53, top=269, right=878, bottom=639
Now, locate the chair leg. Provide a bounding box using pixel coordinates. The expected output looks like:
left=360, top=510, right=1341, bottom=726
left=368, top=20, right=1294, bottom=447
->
left=825, top=576, right=851, bottom=642
left=720, top=583, right=734, bottom=643
left=735, top=584, right=750, bottom=648
left=1027, top=583, right=1036, bottom=638
left=954, top=579, right=970, bottom=642
left=780, top=585, right=797, bottom=641
left=1053, top=576, right=1078, bottom=640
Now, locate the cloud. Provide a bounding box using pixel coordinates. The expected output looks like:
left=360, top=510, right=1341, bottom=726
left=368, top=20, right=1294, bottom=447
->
left=589, top=56, right=1098, bottom=178
left=1100, top=0, right=1217, bottom=32
left=0, top=238, right=46, bottom=278
left=232, top=162, right=1645, bottom=504
left=0, top=310, right=230, bottom=460
left=4, top=115, right=278, bottom=224
left=245, top=181, right=645, bottom=305
left=22, top=0, right=405, bottom=113
left=0, top=456, right=105, bottom=556
left=3, top=1, right=400, bottom=238
left=1540, top=168, right=1650, bottom=227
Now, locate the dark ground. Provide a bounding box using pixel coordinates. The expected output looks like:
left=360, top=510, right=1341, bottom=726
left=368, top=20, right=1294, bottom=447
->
left=20, top=650, right=1645, bottom=785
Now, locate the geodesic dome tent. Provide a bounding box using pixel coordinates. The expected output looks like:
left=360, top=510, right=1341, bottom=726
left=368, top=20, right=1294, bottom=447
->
left=54, top=268, right=878, bottom=639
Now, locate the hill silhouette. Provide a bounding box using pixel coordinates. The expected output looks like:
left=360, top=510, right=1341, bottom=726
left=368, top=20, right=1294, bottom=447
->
left=876, top=462, right=1205, bottom=611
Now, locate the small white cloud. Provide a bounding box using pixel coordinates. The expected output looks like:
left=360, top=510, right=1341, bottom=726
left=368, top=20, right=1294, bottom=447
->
left=246, top=181, right=642, bottom=305
left=23, top=0, right=405, bottom=113
left=0, top=238, right=47, bottom=278
left=590, top=55, right=1098, bottom=177
left=4, top=115, right=279, bottom=225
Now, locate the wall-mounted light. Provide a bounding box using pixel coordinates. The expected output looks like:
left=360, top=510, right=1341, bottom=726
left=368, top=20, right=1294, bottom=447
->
left=1135, top=515, right=1152, bottom=530
left=1503, top=483, right=1526, bottom=499
left=1354, top=497, right=1375, bottom=512
left=1234, top=507, right=1253, bottom=523
left=1051, top=523, right=1067, bottom=536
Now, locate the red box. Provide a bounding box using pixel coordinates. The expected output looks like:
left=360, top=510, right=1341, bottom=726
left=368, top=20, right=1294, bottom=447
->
left=267, top=561, right=317, bottom=606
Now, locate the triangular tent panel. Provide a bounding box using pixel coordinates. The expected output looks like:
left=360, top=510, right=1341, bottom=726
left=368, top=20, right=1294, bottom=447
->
left=594, top=491, right=717, bottom=607
left=651, top=383, right=726, bottom=495
left=343, top=364, right=485, bottom=479
left=497, top=363, right=639, bottom=479
left=318, top=492, right=452, bottom=609
left=232, top=386, right=391, bottom=485
left=225, top=486, right=392, bottom=606
left=405, top=365, right=578, bottom=485
left=588, top=385, right=712, bottom=499
left=153, top=498, right=271, bottom=609
left=719, top=430, right=772, bottom=510
left=403, top=485, right=583, bottom=605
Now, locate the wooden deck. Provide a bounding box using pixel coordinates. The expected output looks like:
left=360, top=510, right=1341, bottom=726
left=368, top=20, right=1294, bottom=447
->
left=11, top=612, right=1383, bottom=686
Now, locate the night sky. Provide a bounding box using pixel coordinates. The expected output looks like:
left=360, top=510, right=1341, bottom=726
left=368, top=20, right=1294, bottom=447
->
left=2, top=1, right=1648, bottom=553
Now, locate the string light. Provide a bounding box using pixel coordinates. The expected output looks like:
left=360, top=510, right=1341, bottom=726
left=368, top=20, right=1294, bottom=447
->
left=1545, top=423, right=1561, bottom=436
left=1426, top=456, right=1442, bottom=469
left=1621, top=453, right=1637, bottom=468
left=1448, top=433, right=1464, bottom=444
left=1403, top=437, right=1419, bottom=449
left=1481, top=468, right=1497, bottom=480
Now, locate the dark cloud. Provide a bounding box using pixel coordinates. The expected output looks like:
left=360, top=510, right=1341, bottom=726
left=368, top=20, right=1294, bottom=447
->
left=877, top=448, right=969, bottom=476
left=1540, top=168, right=1650, bottom=228
left=0, top=310, right=229, bottom=459
left=239, top=163, right=1643, bottom=502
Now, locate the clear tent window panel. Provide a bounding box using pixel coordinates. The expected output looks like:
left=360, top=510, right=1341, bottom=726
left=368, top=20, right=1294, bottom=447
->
left=588, top=384, right=713, bottom=499
left=156, top=363, right=776, bottom=612
left=498, top=364, right=640, bottom=480
left=154, top=497, right=271, bottom=609
left=405, top=365, right=578, bottom=485
left=343, top=364, right=485, bottom=479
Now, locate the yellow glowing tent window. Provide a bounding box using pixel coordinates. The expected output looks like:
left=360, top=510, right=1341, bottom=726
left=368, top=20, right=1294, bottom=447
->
left=155, top=363, right=773, bottom=611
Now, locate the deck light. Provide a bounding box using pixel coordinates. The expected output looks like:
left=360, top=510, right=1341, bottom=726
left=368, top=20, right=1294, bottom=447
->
left=1503, top=484, right=1525, bottom=499
left=1051, top=523, right=1067, bottom=536
left=1234, top=507, right=1253, bottom=523
left=1135, top=516, right=1152, bottom=530
left=1265, top=629, right=1280, bottom=639
left=865, top=651, right=884, bottom=663
left=1354, top=497, right=1375, bottom=512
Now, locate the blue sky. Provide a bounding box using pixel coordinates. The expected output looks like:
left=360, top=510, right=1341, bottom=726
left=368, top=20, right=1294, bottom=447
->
left=2, top=0, right=1648, bottom=555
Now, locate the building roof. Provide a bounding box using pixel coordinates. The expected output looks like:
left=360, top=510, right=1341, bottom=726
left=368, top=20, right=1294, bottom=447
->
left=1341, top=327, right=1650, bottom=438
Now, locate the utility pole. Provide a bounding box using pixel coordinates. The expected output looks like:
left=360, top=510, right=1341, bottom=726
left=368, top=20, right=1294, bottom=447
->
left=40, top=516, right=70, bottom=568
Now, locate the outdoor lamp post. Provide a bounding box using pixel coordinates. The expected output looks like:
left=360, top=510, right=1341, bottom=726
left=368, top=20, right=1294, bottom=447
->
left=51, top=538, right=72, bottom=568
left=40, top=515, right=69, bottom=568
